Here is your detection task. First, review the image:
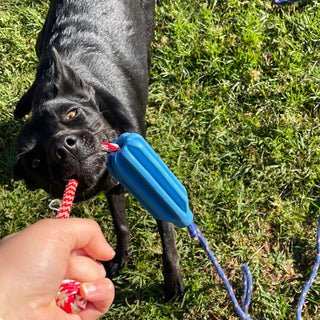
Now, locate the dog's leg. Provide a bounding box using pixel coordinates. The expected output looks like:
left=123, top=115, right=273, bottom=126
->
left=156, top=220, right=185, bottom=300
left=104, top=185, right=132, bottom=277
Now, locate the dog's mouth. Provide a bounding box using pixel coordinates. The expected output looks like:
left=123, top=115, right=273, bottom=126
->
left=48, top=132, right=117, bottom=200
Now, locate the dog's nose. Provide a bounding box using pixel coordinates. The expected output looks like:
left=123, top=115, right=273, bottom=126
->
left=54, top=135, right=78, bottom=161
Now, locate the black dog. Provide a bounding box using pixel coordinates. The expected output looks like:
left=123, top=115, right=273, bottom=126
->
left=13, top=0, right=184, bottom=300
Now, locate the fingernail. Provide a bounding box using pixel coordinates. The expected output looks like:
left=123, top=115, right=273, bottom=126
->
left=81, top=283, right=97, bottom=297
left=107, top=244, right=116, bottom=257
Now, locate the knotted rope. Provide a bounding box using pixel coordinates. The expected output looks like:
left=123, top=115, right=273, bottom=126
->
left=56, top=279, right=86, bottom=313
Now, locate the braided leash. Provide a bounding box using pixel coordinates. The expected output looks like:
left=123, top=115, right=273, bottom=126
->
left=187, top=207, right=320, bottom=320
left=188, top=222, right=253, bottom=319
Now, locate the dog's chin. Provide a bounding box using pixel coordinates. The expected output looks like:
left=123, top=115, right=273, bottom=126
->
left=49, top=153, right=113, bottom=201
left=73, top=172, right=110, bottom=202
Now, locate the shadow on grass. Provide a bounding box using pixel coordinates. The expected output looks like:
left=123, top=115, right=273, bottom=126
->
left=0, top=118, right=23, bottom=186
left=111, top=279, right=187, bottom=319
left=109, top=266, right=224, bottom=320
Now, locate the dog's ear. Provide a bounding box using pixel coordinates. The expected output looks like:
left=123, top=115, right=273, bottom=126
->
left=14, top=83, right=36, bottom=119
left=51, top=47, right=95, bottom=100
left=13, top=161, right=22, bottom=180
left=13, top=160, right=39, bottom=191
left=12, top=161, right=38, bottom=191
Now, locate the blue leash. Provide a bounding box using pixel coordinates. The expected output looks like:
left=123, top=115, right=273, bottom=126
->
left=188, top=216, right=320, bottom=320
left=188, top=222, right=253, bottom=319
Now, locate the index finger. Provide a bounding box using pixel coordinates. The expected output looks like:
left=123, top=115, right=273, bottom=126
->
left=37, top=218, right=115, bottom=261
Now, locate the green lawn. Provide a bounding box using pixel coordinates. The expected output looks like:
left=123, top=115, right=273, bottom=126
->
left=2, top=0, right=320, bottom=319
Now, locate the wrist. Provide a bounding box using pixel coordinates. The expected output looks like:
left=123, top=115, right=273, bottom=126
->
left=0, top=275, right=28, bottom=320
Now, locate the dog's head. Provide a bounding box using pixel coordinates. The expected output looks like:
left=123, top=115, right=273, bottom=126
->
left=13, top=48, right=118, bottom=200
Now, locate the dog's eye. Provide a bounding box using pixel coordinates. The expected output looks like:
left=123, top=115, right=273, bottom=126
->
left=66, top=109, right=77, bottom=120
left=31, top=159, right=40, bottom=169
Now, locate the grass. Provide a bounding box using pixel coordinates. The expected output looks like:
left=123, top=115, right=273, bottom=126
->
left=1, top=0, right=320, bottom=318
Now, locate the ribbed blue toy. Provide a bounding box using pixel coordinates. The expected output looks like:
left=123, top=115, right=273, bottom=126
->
left=107, top=133, right=193, bottom=228
left=105, top=133, right=319, bottom=320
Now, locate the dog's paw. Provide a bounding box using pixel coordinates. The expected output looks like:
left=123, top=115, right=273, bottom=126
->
left=164, top=273, right=185, bottom=301
left=102, top=248, right=132, bottom=278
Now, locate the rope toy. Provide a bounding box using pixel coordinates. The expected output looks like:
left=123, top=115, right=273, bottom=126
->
left=53, top=133, right=319, bottom=318
left=104, top=133, right=320, bottom=320
left=53, top=143, right=119, bottom=313
left=53, top=142, right=118, bottom=313
left=101, top=142, right=120, bottom=153
left=187, top=223, right=253, bottom=319
left=54, top=179, right=88, bottom=313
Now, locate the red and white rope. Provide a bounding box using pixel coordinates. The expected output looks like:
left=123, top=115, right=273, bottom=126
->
left=54, top=142, right=119, bottom=313
left=55, top=179, right=87, bottom=313
left=101, top=142, right=120, bottom=153
left=56, top=279, right=87, bottom=313
left=56, top=179, right=78, bottom=219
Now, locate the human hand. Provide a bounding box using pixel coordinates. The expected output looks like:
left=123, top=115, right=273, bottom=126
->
left=0, top=218, right=115, bottom=320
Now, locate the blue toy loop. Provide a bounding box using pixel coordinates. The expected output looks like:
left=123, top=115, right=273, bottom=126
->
left=188, top=222, right=253, bottom=319
left=273, top=0, right=303, bottom=5
left=106, top=133, right=320, bottom=320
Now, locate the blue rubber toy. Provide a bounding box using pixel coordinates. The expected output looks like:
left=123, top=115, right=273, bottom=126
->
left=107, top=133, right=193, bottom=228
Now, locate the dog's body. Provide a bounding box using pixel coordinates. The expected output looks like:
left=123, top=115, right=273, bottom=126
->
left=13, top=0, right=184, bottom=300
